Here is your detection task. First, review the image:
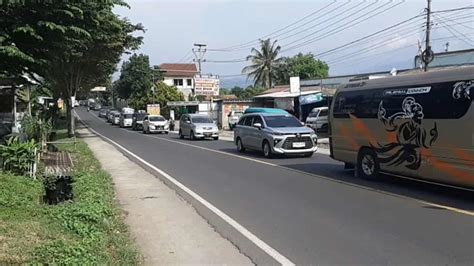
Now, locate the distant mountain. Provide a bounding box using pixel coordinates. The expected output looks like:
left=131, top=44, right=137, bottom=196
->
left=220, top=76, right=253, bottom=89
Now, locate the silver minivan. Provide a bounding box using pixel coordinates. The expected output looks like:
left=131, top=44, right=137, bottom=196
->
left=179, top=114, right=219, bottom=140
left=234, top=113, right=318, bottom=158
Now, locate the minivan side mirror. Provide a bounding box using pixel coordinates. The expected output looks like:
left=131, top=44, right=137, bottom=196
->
left=253, top=123, right=262, bottom=129
left=186, top=120, right=191, bottom=124
left=301, top=122, right=305, bottom=126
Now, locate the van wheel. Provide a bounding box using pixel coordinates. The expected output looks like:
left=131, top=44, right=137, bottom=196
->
left=262, top=140, right=273, bottom=158
left=236, top=138, right=245, bottom=152
left=357, top=148, right=379, bottom=180
left=179, top=130, right=184, bottom=139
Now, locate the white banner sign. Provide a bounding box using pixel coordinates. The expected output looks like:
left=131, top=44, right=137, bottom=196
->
left=194, top=77, right=220, bottom=96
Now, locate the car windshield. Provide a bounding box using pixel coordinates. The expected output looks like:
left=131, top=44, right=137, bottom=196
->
left=123, top=114, right=133, bottom=118
left=149, top=116, right=165, bottom=121
left=308, top=111, right=320, bottom=117
left=263, top=115, right=303, bottom=128
left=191, top=116, right=212, bottom=123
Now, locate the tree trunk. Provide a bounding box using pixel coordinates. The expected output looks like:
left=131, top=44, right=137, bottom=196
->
left=65, top=96, right=75, bottom=138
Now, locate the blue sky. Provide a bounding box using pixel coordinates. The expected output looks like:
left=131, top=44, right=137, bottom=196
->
left=115, top=0, right=474, bottom=87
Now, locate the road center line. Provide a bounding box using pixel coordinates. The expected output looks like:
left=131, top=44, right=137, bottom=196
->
left=84, top=111, right=474, bottom=217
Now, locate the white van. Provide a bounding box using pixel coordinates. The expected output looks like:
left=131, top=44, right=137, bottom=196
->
left=305, top=107, right=328, bottom=131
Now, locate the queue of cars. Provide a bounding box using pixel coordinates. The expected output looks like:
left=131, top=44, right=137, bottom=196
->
left=95, top=106, right=320, bottom=158
left=98, top=106, right=171, bottom=134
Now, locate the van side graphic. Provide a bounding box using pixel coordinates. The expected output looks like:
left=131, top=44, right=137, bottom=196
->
left=373, top=97, right=438, bottom=170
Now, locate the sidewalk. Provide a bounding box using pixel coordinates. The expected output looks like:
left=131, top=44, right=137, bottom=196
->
left=77, top=128, right=252, bottom=265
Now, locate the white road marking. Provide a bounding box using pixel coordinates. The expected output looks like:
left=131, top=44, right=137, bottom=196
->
left=82, top=110, right=474, bottom=217
left=76, top=111, right=295, bottom=266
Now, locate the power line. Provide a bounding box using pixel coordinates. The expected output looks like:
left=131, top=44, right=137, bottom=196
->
left=316, top=17, right=425, bottom=58
left=212, top=1, right=338, bottom=51
left=326, top=25, right=424, bottom=64
left=177, top=50, right=192, bottom=63
left=435, top=13, right=474, bottom=30
left=433, top=14, right=474, bottom=46
left=281, top=0, right=405, bottom=53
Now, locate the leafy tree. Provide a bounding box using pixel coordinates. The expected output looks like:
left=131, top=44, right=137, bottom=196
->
left=275, top=53, right=329, bottom=85
left=114, top=54, right=162, bottom=100
left=128, top=82, right=184, bottom=116
left=0, top=1, right=143, bottom=136
left=219, top=88, right=231, bottom=96
left=242, top=38, right=282, bottom=89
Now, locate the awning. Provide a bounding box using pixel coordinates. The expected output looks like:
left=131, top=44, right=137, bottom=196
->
left=254, top=89, right=321, bottom=98
left=167, top=101, right=200, bottom=107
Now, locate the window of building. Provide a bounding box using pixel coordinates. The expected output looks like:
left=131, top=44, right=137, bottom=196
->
left=173, top=79, right=183, bottom=86
left=187, top=79, right=192, bottom=86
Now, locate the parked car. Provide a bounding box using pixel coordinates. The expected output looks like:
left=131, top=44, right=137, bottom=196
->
left=111, top=112, right=121, bottom=125
left=105, top=108, right=116, bottom=121
left=228, top=110, right=244, bottom=129
left=107, top=110, right=118, bottom=123
left=179, top=114, right=218, bottom=140
left=132, top=112, right=148, bottom=131
left=93, top=103, right=102, bottom=111
left=119, top=113, right=134, bottom=128
left=234, top=113, right=318, bottom=158
left=98, top=106, right=111, bottom=118
left=305, top=106, right=328, bottom=132
left=142, top=115, right=170, bottom=134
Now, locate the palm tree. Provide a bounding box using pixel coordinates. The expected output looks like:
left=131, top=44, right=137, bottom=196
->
left=242, top=38, right=282, bottom=89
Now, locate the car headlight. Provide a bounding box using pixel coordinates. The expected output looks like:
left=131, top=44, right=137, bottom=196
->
left=164, top=124, right=169, bottom=129
left=311, top=133, right=318, bottom=143
left=149, top=125, right=155, bottom=129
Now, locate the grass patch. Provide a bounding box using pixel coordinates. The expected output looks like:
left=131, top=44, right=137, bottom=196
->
left=0, top=121, right=142, bottom=264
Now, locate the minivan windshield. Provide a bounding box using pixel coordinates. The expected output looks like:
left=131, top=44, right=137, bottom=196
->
left=123, top=114, right=133, bottom=119
left=263, top=115, right=302, bottom=128
left=192, top=116, right=212, bottom=123
left=149, top=116, right=166, bottom=122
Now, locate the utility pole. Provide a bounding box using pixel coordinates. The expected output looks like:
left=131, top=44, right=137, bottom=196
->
left=422, top=0, right=434, bottom=71
left=192, top=43, right=207, bottom=77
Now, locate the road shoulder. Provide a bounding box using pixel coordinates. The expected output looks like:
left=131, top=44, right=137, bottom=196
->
left=77, top=127, right=252, bottom=265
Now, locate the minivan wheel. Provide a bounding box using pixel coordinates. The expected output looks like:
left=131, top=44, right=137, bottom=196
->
left=236, top=138, right=245, bottom=152
left=357, top=148, right=380, bottom=180
left=262, top=140, right=273, bottom=158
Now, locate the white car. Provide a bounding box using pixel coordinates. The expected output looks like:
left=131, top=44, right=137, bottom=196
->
left=120, top=113, right=133, bottom=128
left=179, top=114, right=219, bottom=140
left=142, top=115, right=170, bottom=134
left=305, top=106, right=328, bottom=132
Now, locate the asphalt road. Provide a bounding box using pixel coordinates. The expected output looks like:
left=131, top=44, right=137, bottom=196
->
left=76, top=108, right=473, bottom=265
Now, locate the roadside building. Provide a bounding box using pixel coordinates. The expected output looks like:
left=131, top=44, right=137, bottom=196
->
left=159, top=63, right=197, bottom=99
left=215, top=99, right=260, bottom=130
left=414, top=48, right=474, bottom=68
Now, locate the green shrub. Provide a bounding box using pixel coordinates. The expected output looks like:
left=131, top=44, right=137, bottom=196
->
left=0, top=137, right=38, bottom=175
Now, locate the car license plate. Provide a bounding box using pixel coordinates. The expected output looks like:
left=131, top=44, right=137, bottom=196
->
left=204, top=133, right=211, bottom=137
left=292, top=142, right=305, bottom=148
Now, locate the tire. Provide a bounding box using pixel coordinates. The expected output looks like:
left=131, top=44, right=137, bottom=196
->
left=236, top=138, right=246, bottom=152
left=262, top=140, right=273, bottom=158
left=190, top=130, right=195, bottom=140
left=165, top=131, right=169, bottom=134
left=357, top=148, right=380, bottom=180
left=179, top=130, right=184, bottom=139
left=213, top=137, right=219, bottom=140
left=303, top=152, right=314, bottom=158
